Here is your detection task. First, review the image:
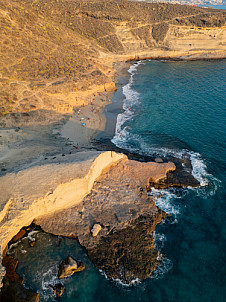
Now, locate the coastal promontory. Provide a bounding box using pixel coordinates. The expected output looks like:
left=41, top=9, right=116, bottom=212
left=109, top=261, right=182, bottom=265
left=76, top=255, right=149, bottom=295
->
left=0, top=0, right=225, bottom=298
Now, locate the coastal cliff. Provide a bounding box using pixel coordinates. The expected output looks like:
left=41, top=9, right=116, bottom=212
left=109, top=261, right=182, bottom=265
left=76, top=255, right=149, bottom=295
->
left=0, top=151, right=179, bottom=287
left=0, top=0, right=225, bottom=118
left=0, top=0, right=225, bottom=296
left=0, top=151, right=124, bottom=282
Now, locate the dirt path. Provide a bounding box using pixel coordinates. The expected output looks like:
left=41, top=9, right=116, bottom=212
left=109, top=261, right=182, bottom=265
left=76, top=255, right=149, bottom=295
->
left=97, top=12, right=213, bottom=41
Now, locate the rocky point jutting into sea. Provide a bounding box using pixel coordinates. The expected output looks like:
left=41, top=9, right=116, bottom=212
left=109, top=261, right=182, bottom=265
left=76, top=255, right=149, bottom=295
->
left=0, top=0, right=225, bottom=300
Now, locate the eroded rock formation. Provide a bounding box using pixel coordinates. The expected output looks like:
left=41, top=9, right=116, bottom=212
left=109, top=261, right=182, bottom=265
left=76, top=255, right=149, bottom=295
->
left=58, top=256, right=85, bottom=279
left=0, top=151, right=125, bottom=287
left=35, top=157, right=198, bottom=283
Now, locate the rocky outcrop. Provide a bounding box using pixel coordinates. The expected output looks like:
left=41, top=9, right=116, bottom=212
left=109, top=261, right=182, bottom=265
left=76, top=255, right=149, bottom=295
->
left=0, top=155, right=200, bottom=287
left=0, top=256, right=39, bottom=302
left=58, top=256, right=85, bottom=279
left=91, top=224, right=102, bottom=237
left=35, top=157, right=198, bottom=283
left=0, top=151, right=125, bottom=287
left=148, top=157, right=200, bottom=189
left=88, top=213, right=165, bottom=283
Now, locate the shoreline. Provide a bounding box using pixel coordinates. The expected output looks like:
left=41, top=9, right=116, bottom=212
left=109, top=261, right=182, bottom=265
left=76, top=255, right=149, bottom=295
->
left=0, top=54, right=225, bottom=292
left=0, top=54, right=224, bottom=245
left=95, top=61, right=131, bottom=143
left=94, top=55, right=226, bottom=150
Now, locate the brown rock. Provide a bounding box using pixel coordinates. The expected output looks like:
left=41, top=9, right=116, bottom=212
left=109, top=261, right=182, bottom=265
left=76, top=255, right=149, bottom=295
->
left=155, top=157, right=163, bottom=163
left=2, top=256, right=20, bottom=283
left=91, top=224, right=102, bottom=237
left=1, top=278, right=39, bottom=302
left=29, top=240, right=35, bottom=247
left=1, top=255, right=39, bottom=302
left=88, top=213, right=166, bottom=283
left=58, top=256, right=85, bottom=279
left=148, top=159, right=200, bottom=190
left=10, top=229, right=27, bottom=244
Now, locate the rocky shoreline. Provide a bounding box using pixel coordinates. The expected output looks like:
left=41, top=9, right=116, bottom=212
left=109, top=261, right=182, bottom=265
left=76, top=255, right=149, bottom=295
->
left=0, top=150, right=201, bottom=300
left=0, top=56, right=209, bottom=301
left=0, top=0, right=225, bottom=299
left=0, top=56, right=214, bottom=300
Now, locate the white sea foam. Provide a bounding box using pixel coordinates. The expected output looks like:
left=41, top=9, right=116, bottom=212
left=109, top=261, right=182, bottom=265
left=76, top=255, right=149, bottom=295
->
left=7, top=241, right=20, bottom=255
left=112, top=61, right=219, bottom=194
left=99, top=269, right=141, bottom=287
left=112, top=277, right=141, bottom=287
left=35, top=265, right=61, bottom=301
left=151, top=254, right=173, bottom=280
left=112, top=61, right=141, bottom=146
left=148, top=188, right=180, bottom=216
left=153, top=232, right=167, bottom=249
left=27, top=230, right=39, bottom=242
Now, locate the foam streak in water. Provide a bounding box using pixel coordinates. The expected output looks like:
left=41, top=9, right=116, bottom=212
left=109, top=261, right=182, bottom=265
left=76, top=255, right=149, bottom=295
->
left=148, top=188, right=180, bottom=216
left=112, top=62, right=218, bottom=193
left=112, top=62, right=141, bottom=145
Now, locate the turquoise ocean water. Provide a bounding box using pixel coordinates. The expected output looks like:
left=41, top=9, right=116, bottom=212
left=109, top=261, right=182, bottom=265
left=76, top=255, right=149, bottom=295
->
left=198, top=4, right=226, bottom=9
left=10, top=60, right=226, bottom=301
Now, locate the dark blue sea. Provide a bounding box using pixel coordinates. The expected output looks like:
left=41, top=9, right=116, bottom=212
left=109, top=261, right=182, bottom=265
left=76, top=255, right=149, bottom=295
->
left=9, top=60, right=226, bottom=301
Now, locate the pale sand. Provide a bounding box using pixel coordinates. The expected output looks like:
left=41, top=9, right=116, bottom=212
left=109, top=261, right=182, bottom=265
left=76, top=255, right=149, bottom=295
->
left=61, top=92, right=110, bottom=147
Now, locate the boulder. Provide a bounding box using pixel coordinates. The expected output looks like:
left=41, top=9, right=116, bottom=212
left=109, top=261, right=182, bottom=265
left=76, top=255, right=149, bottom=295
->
left=91, top=224, right=102, bottom=237
left=1, top=255, right=39, bottom=302
left=58, top=256, right=85, bottom=279
left=29, top=240, right=35, bottom=247
left=10, top=229, right=27, bottom=244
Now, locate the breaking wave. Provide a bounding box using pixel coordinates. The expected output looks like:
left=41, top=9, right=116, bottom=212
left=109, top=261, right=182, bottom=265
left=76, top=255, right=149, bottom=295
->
left=151, top=254, right=173, bottom=280
left=111, top=62, right=219, bottom=195
left=99, top=269, right=141, bottom=287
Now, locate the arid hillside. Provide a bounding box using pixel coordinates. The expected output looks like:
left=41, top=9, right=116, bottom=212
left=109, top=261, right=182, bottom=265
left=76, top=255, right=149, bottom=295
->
left=0, top=0, right=225, bottom=118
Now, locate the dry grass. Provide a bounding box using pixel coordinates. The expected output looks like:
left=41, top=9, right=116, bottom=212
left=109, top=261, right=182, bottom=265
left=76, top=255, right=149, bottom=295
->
left=0, top=0, right=225, bottom=116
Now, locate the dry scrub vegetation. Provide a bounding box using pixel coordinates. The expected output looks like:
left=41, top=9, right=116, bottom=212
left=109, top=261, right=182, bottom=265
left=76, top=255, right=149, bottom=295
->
left=0, top=0, right=225, bottom=116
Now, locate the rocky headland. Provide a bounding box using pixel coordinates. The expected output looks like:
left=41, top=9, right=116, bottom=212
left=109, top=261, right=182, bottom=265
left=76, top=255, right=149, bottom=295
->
left=0, top=0, right=225, bottom=299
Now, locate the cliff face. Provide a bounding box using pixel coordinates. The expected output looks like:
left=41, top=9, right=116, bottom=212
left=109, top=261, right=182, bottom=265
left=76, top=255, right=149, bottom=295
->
left=35, top=159, right=176, bottom=283
left=0, top=152, right=176, bottom=286
left=0, top=0, right=225, bottom=118
left=0, top=151, right=125, bottom=285
left=0, top=0, right=225, bottom=289
left=109, top=23, right=226, bottom=58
